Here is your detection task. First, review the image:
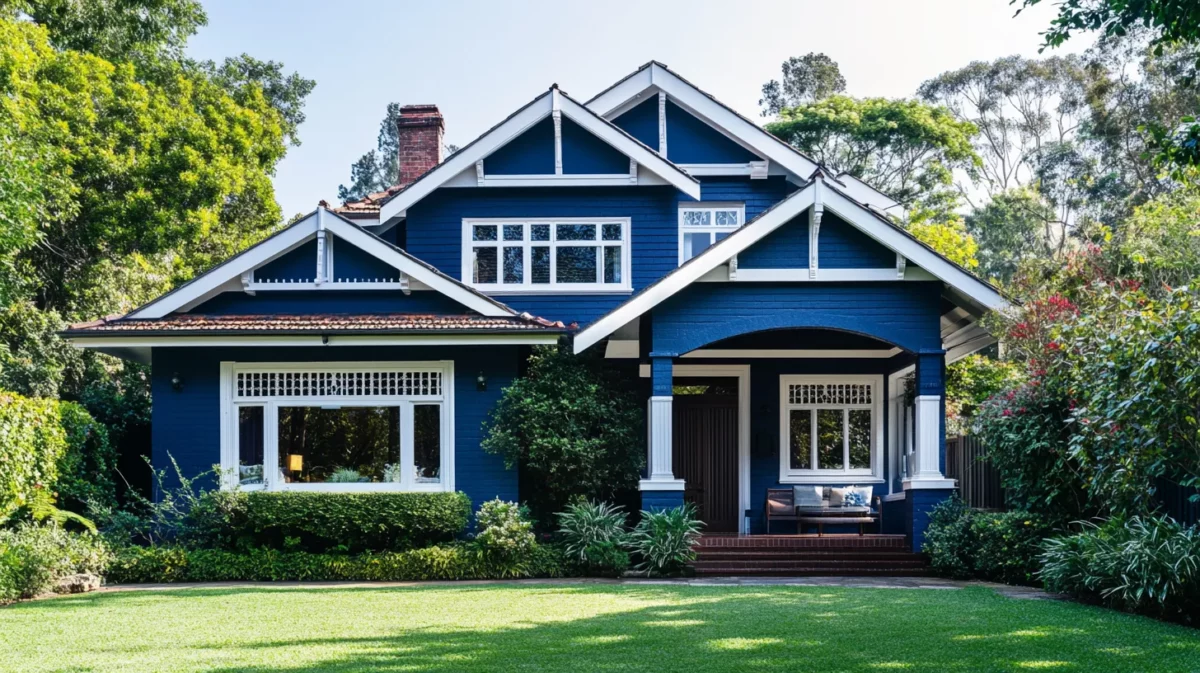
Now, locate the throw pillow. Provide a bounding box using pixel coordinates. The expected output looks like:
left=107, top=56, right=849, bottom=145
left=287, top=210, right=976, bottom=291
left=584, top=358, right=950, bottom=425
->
left=794, top=485, right=824, bottom=507
left=830, top=487, right=850, bottom=507
left=842, top=489, right=867, bottom=507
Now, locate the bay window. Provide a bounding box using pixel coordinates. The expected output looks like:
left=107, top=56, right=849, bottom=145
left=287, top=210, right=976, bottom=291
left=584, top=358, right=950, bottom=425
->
left=463, top=218, right=631, bottom=293
left=779, top=375, right=882, bottom=483
left=678, top=204, right=744, bottom=263
left=222, top=362, right=453, bottom=492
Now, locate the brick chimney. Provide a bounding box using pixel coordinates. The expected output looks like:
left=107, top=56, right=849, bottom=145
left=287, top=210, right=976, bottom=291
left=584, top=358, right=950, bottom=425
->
left=397, top=105, right=444, bottom=187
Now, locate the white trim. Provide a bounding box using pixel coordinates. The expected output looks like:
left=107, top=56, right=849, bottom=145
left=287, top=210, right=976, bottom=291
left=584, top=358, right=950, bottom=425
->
left=777, top=374, right=884, bottom=485
left=573, top=183, right=816, bottom=354
left=474, top=175, right=641, bottom=188
left=220, top=360, right=455, bottom=493
left=638, top=479, right=686, bottom=491
left=462, top=217, right=632, bottom=294
left=730, top=267, right=938, bottom=282
left=657, top=91, right=667, bottom=155
left=681, top=348, right=902, bottom=359
left=573, top=175, right=1007, bottom=354
left=896, top=254, right=907, bottom=280
left=637, top=363, right=752, bottom=534
left=901, top=393, right=949, bottom=490
left=127, top=209, right=513, bottom=319
left=379, top=89, right=700, bottom=222
left=646, top=395, right=675, bottom=481
left=809, top=181, right=822, bottom=279
left=69, top=334, right=561, bottom=348
left=588, top=63, right=819, bottom=182
left=886, top=366, right=914, bottom=496
left=678, top=203, right=744, bottom=265
left=677, top=163, right=768, bottom=177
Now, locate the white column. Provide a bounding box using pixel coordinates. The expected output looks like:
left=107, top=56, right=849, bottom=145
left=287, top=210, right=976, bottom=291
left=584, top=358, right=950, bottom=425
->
left=904, top=394, right=955, bottom=489
left=641, top=358, right=684, bottom=491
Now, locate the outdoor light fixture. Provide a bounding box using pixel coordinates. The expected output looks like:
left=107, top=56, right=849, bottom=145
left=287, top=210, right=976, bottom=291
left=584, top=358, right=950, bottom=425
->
left=476, top=372, right=487, bottom=391
left=170, top=372, right=184, bottom=391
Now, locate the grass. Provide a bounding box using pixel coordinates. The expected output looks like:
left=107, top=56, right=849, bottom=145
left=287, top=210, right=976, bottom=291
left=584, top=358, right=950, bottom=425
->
left=2, top=584, right=1198, bottom=672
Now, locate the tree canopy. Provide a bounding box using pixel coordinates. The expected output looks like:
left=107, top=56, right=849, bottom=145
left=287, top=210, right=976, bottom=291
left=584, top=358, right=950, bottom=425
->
left=759, top=52, right=846, bottom=117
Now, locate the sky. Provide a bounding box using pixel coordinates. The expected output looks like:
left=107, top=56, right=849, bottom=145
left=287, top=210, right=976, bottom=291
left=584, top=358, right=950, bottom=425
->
left=185, top=0, right=1092, bottom=218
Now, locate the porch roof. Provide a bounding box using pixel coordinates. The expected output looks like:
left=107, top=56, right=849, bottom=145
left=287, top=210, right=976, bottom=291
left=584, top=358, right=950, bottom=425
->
left=62, top=312, right=569, bottom=337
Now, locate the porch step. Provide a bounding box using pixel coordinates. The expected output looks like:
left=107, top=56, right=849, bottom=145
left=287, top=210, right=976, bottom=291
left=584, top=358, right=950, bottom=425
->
left=691, top=534, right=927, bottom=577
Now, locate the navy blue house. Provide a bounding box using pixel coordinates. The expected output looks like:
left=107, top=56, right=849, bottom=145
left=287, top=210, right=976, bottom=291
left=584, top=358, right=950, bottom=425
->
left=66, top=63, right=1005, bottom=551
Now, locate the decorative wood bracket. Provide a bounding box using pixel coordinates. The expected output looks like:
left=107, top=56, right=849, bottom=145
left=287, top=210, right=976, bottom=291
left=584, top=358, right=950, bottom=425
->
left=728, top=254, right=738, bottom=280
left=749, top=160, right=769, bottom=180
left=315, top=209, right=326, bottom=286
left=240, top=271, right=255, bottom=296
left=896, top=253, right=907, bottom=279
left=629, top=158, right=638, bottom=184
left=475, top=159, right=485, bottom=186
left=552, top=109, right=563, bottom=175
left=399, top=272, right=411, bottom=296
left=657, top=91, right=668, bottom=156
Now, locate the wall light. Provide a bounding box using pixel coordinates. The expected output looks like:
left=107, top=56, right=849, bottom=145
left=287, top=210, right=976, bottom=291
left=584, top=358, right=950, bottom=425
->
left=476, top=372, right=487, bottom=391
left=170, top=373, right=184, bottom=391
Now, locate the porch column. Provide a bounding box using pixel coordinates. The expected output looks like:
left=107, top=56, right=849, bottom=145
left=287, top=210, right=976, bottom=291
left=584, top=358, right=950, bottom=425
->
left=904, top=349, right=955, bottom=552
left=640, top=355, right=685, bottom=508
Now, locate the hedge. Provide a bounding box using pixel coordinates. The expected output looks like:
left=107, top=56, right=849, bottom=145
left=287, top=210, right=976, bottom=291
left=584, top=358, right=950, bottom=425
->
left=235, top=491, right=473, bottom=553
left=923, top=497, right=1053, bottom=585
left=107, top=542, right=569, bottom=584
left=0, top=391, right=67, bottom=517
left=55, top=401, right=118, bottom=512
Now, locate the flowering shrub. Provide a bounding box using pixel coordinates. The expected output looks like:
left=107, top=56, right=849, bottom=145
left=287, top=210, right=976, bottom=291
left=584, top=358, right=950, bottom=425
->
left=474, top=499, right=535, bottom=560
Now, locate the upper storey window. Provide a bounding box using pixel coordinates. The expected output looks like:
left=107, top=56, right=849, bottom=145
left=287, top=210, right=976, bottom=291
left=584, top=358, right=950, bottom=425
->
left=679, top=204, right=744, bottom=263
left=463, top=218, right=632, bottom=294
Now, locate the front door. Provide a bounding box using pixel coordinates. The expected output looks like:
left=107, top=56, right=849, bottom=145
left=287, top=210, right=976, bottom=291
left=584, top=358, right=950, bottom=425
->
left=672, top=378, right=739, bottom=533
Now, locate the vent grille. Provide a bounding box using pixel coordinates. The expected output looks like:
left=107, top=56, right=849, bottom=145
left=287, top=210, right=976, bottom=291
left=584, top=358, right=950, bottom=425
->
left=789, top=383, right=872, bottom=406
left=235, top=369, right=443, bottom=399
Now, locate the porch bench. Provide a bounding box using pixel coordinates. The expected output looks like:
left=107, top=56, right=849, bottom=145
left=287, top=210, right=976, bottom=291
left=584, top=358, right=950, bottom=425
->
left=796, top=496, right=883, bottom=536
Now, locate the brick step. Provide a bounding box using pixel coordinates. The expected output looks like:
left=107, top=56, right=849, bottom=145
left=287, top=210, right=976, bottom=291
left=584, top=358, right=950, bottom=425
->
left=694, top=558, right=927, bottom=571
left=697, top=536, right=908, bottom=550
left=693, top=567, right=932, bottom=577
left=695, top=551, right=924, bottom=562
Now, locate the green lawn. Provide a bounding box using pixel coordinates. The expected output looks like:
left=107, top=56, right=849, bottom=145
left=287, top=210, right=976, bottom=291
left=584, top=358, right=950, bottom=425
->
left=2, top=584, right=1198, bottom=672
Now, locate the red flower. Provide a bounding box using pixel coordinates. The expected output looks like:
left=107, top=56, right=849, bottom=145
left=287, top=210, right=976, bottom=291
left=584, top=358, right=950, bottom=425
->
left=1002, top=409, right=1013, bottom=417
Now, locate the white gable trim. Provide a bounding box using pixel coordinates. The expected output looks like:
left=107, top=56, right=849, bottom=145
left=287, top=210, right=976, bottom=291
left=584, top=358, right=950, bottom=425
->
left=128, top=209, right=513, bottom=319
left=378, top=89, right=700, bottom=222
left=587, top=63, right=819, bottom=181
left=572, top=177, right=1006, bottom=354
left=573, top=184, right=816, bottom=354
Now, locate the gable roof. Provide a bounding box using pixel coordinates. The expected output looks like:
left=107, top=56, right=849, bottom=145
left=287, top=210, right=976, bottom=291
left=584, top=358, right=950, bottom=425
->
left=125, top=208, right=517, bottom=320
left=377, top=86, right=701, bottom=222
left=572, top=173, right=1007, bottom=354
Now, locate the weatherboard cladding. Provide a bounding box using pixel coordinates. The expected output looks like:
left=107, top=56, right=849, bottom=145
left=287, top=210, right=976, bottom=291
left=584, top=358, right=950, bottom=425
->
left=664, top=100, right=760, bottom=164
left=484, top=117, right=556, bottom=175
left=332, top=239, right=403, bottom=282
left=738, top=210, right=896, bottom=270
left=611, top=97, right=658, bottom=148
left=403, top=176, right=795, bottom=327
left=255, top=240, right=318, bottom=282
left=561, top=117, right=630, bottom=174
left=151, top=346, right=520, bottom=507
left=649, top=282, right=945, bottom=356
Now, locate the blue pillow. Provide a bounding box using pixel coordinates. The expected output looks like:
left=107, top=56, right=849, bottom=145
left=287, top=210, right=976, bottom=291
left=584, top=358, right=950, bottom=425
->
left=842, top=489, right=867, bottom=507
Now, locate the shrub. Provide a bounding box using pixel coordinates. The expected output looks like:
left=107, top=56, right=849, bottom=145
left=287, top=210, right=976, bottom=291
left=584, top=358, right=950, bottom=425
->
left=923, top=497, right=975, bottom=579
left=0, top=523, right=111, bottom=603
left=107, top=542, right=569, bottom=584
left=557, top=499, right=630, bottom=575
left=971, top=510, right=1053, bottom=585
left=474, top=499, right=535, bottom=560
left=54, top=401, right=118, bottom=513
left=482, top=346, right=644, bottom=522
left=923, top=496, right=1052, bottom=585
left=1040, top=515, right=1200, bottom=621
left=0, top=390, right=66, bottom=518
left=241, top=491, right=471, bottom=553
left=630, top=504, right=703, bottom=575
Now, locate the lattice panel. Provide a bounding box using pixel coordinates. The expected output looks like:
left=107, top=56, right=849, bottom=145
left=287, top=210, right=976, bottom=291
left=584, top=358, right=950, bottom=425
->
left=788, top=383, right=872, bottom=406
left=235, top=369, right=442, bottom=399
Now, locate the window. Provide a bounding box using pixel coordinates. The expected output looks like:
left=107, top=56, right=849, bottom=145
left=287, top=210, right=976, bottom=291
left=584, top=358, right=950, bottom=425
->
left=779, top=375, right=882, bottom=483
left=221, top=362, right=453, bottom=492
left=463, top=218, right=631, bottom=293
left=678, top=204, right=744, bottom=263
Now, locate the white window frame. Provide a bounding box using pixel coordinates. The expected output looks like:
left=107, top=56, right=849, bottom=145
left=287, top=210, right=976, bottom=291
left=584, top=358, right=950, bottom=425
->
left=778, top=374, right=884, bottom=484
left=462, top=217, right=632, bottom=294
left=219, top=361, right=455, bottom=493
left=678, top=203, right=745, bottom=264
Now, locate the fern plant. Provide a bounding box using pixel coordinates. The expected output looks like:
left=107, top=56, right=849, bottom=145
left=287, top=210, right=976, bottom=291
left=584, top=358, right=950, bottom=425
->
left=8, top=487, right=96, bottom=534
left=630, top=503, right=703, bottom=575
left=557, top=499, right=628, bottom=563
left=326, top=469, right=363, bottom=483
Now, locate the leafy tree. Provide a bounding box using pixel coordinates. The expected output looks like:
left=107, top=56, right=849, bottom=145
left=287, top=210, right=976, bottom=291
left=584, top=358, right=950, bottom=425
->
left=759, top=52, right=846, bottom=117
left=917, top=55, right=1087, bottom=199
left=905, top=215, right=980, bottom=270
left=198, top=54, right=316, bottom=147
left=0, top=0, right=207, bottom=60
left=765, top=96, right=980, bottom=215
left=481, top=346, right=643, bottom=522
left=965, top=187, right=1060, bottom=282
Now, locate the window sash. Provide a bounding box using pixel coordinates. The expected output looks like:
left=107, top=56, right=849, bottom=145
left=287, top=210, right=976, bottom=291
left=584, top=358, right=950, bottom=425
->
left=779, top=375, right=881, bottom=482
left=678, top=204, right=743, bottom=263
left=464, top=218, right=630, bottom=293
left=222, top=362, right=452, bottom=493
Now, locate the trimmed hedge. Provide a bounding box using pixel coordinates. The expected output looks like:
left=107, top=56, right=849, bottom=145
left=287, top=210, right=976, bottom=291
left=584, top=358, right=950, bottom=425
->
left=235, top=491, right=472, bottom=553
left=0, top=391, right=66, bottom=517
left=923, top=497, right=1053, bottom=585
left=107, top=542, right=568, bottom=584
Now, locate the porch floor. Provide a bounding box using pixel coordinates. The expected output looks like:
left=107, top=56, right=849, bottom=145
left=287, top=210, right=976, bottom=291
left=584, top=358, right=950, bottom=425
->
left=693, top=534, right=926, bottom=576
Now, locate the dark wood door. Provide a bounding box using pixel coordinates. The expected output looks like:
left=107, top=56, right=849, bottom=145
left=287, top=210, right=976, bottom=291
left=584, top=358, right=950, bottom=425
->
left=673, top=394, right=739, bottom=533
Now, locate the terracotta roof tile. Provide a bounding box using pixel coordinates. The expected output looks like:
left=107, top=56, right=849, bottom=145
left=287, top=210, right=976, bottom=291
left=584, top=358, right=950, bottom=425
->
left=64, top=313, right=569, bottom=336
